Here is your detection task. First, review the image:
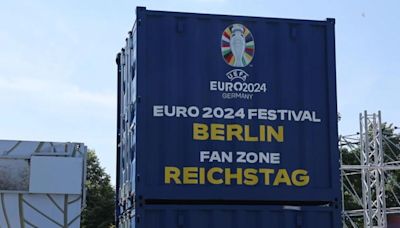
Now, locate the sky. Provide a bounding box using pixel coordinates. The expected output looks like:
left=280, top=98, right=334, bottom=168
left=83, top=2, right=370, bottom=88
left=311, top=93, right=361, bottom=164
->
left=0, top=0, right=399, bottom=184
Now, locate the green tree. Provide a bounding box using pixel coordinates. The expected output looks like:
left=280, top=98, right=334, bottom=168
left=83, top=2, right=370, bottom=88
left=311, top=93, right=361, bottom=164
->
left=81, top=150, right=115, bottom=228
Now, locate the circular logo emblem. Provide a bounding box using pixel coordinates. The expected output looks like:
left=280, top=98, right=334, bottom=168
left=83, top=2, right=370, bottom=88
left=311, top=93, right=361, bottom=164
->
left=221, top=24, right=255, bottom=67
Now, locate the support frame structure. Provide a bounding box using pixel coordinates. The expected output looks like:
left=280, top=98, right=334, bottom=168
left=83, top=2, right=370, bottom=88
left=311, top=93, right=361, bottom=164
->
left=341, top=111, right=400, bottom=228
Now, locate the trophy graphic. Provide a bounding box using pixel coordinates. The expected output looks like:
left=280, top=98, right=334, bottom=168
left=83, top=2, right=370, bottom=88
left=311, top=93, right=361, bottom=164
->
left=221, top=23, right=254, bottom=69
left=230, top=24, right=246, bottom=67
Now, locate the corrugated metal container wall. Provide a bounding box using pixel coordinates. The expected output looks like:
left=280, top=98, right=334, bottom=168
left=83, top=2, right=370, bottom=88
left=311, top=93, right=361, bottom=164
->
left=116, top=7, right=341, bottom=227
left=123, top=205, right=341, bottom=228
left=137, top=205, right=341, bottom=228
left=116, top=20, right=138, bottom=224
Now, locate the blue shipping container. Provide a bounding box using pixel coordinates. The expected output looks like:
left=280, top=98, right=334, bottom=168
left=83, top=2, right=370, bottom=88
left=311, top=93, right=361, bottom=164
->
left=116, top=7, right=341, bottom=226
left=119, top=205, right=341, bottom=228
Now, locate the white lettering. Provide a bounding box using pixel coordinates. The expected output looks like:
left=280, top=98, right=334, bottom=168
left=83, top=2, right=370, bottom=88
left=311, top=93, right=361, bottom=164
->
left=153, top=105, right=164, bottom=117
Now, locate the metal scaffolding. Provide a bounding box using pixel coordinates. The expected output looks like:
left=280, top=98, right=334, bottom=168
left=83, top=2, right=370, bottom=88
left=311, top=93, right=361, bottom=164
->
left=341, top=111, right=400, bottom=228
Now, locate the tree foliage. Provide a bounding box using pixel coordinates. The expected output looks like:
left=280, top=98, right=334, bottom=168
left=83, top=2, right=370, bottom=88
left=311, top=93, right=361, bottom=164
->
left=81, top=150, right=115, bottom=228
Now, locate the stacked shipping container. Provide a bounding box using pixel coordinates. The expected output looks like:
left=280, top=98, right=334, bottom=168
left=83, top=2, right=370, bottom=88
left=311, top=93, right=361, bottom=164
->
left=116, top=7, right=341, bottom=227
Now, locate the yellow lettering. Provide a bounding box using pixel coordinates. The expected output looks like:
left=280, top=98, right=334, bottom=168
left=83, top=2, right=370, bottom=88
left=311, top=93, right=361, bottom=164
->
left=259, top=168, right=274, bottom=185
left=211, top=124, right=225, bottom=141
left=273, top=169, right=292, bottom=186
left=193, top=123, right=284, bottom=142
left=267, top=126, right=284, bottom=142
left=244, top=125, right=258, bottom=142
left=207, top=167, right=223, bottom=184
left=183, top=167, right=198, bottom=184
left=259, top=125, right=265, bottom=142
left=193, top=123, right=209, bottom=140
left=226, top=124, right=244, bottom=141
left=292, top=169, right=309, bottom=186
left=165, top=167, right=308, bottom=187
left=244, top=168, right=258, bottom=186
left=165, top=166, right=182, bottom=184
left=225, top=168, right=243, bottom=185
left=199, top=167, right=205, bottom=184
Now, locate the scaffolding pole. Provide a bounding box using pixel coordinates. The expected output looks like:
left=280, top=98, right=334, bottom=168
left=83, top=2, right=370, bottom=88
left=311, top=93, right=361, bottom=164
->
left=360, top=111, right=386, bottom=228
left=341, top=111, right=400, bottom=228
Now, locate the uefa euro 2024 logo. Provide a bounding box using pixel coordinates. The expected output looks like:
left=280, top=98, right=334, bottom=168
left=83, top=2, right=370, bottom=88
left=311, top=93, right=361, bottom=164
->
left=221, top=24, right=255, bottom=81
left=212, top=23, right=264, bottom=100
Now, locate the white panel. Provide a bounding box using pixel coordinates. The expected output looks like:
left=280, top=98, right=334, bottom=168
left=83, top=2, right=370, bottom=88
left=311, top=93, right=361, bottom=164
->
left=23, top=194, right=64, bottom=222
left=46, top=194, right=65, bottom=209
left=10, top=142, right=39, bottom=156
left=0, top=194, right=7, bottom=226
left=67, top=194, right=82, bottom=228
left=0, top=141, right=39, bottom=157
left=0, top=140, right=85, bottom=158
left=0, top=140, right=19, bottom=153
left=29, top=157, right=83, bottom=194
left=23, top=204, right=62, bottom=228
left=1, top=193, right=83, bottom=228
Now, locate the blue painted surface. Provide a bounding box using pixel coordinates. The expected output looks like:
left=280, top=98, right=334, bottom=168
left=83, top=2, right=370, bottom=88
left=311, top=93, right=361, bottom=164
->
left=135, top=7, right=340, bottom=202
left=117, top=7, right=341, bottom=227
left=137, top=204, right=341, bottom=228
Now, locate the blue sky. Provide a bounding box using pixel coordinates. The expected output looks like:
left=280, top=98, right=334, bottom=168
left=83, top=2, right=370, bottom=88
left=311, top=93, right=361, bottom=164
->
left=0, top=0, right=399, bottom=183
